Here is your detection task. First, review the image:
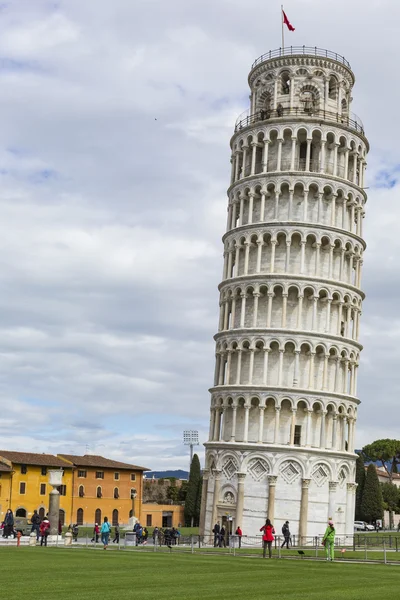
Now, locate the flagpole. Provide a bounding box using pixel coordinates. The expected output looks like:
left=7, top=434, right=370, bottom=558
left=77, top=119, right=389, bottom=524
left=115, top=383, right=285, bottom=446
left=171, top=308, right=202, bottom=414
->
left=281, top=5, right=284, bottom=50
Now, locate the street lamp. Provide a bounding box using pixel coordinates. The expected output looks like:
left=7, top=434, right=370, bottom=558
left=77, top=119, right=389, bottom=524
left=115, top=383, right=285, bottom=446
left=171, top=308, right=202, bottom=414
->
left=48, top=469, right=63, bottom=539
left=183, top=430, right=199, bottom=476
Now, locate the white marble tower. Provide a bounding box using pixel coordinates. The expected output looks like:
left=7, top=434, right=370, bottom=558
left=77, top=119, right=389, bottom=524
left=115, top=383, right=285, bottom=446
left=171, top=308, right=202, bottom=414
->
left=200, top=47, right=368, bottom=539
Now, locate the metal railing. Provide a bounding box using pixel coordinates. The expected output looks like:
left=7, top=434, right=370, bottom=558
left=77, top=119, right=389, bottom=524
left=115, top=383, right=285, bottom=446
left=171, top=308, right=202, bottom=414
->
left=47, top=533, right=400, bottom=565
left=252, top=47, right=351, bottom=70
left=234, top=107, right=364, bottom=135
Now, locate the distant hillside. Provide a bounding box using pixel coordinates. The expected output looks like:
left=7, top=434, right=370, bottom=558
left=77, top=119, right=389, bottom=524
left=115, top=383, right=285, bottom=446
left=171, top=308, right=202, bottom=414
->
left=145, top=469, right=189, bottom=480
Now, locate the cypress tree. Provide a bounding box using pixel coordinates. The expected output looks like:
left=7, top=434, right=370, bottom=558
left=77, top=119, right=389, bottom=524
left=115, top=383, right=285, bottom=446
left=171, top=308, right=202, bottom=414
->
left=355, top=454, right=366, bottom=520
left=361, top=464, right=383, bottom=523
left=184, top=454, right=201, bottom=527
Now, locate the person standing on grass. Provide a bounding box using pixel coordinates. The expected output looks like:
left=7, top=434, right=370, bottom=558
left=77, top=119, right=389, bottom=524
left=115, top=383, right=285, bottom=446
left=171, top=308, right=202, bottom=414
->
left=112, top=523, right=120, bottom=544
left=219, top=525, right=226, bottom=548
left=235, top=526, right=243, bottom=549
left=40, top=517, right=50, bottom=546
left=4, top=509, right=14, bottom=539
left=281, top=521, right=291, bottom=549
left=212, top=521, right=220, bottom=547
left=31, top=510, right=41, bottom=541
left=91, top=523, right=100, bottom=543
left=322, top=520, right=335, bottom=561
left=260, top=518, right=275, bottom=559
left=101, top=516, right=111, bottom=550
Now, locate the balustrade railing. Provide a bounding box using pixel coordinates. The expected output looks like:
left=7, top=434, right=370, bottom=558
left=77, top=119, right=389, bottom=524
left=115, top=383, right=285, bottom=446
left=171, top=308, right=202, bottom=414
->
left=234, top=107, right=364, bottom=136
left=251, top=46, right=351, bottom=69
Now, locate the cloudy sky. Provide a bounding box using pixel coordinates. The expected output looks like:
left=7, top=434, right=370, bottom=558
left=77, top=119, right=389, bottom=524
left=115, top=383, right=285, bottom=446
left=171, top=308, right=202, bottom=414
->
left=0, top=0, right=398, bottom=471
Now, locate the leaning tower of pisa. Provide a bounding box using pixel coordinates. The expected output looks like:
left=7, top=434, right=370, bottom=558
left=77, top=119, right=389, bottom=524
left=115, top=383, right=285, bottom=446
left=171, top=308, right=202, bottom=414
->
left=200, top=47, right=369, bottom=538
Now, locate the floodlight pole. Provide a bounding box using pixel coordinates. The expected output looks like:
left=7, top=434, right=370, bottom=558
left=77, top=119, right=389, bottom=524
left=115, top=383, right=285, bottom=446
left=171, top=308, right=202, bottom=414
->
left=183, top=430, right=199, bottom=478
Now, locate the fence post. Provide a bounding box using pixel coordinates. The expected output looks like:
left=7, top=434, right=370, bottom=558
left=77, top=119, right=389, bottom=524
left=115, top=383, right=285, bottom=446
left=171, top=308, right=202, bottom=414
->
left=396, top=537, right=398, bottom=553
left=315, top=536, right=318, bottom=558
left=191, top=535, right=194, bottom=554
left=278, top=540, right=281, bottom=559
left=86, top=532, right=88, bottom=549
left=364, top=540, right=367, bottom=561
left=384, top=539, right=387, bottom=564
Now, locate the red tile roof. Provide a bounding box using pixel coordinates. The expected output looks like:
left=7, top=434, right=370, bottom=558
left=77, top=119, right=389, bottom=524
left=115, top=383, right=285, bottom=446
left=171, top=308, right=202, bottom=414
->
left=0, top=462, right=12, bottom=472
left=0, top=451, right=70, bottom=468
left=58, top=454, right=149, bottom=471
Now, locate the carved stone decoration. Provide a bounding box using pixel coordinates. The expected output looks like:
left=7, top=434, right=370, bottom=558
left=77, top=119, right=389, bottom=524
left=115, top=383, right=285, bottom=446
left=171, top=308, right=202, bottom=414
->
left=338, top=467, right=348, bottom=487
left=311, top=464, right=329, bottom=487
left=222, top=458, right=238, bottom=480
left=223, top=491, right=235, bottom=504
left=248, top=458, right=270, bottom=481
left=280, top=460, right=301, bottom=484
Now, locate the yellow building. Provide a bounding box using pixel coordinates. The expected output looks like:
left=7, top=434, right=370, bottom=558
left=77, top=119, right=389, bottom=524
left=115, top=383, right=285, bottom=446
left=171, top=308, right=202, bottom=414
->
left=0, top=451, right=73, bottom=525
left=141, top=503, right=185, bottom=528
left=58, top=454, right=149, bottom=526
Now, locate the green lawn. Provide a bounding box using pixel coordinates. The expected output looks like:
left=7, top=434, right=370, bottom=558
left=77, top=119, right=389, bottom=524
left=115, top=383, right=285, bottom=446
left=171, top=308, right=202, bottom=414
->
left=1, top=547, right=399, bottom=600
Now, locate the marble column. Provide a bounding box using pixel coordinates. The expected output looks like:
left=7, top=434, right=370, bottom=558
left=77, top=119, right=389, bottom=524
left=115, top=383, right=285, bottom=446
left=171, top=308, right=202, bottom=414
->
left=231, top=405, right=237, bottom=442
left=346, top=483, right=357, bottom=533
left=328, top=481, right=338, bottom=521
left=235, top=472, right=247, bottom=529
left=211, top=470, right=222, bottom=532
left=273, top=407, right=281, bottom=444
left=258, top=405, right=265, bottom=443
left=267, top=476, right=277, bottom=521
left=199, top=469, right=210, bottom=535
left=299, top=479, right=311, bottom=541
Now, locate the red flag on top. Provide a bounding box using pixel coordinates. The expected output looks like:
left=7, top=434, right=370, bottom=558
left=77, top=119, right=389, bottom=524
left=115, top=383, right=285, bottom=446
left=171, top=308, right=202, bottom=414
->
left=282, top=10, right=295, bottom=31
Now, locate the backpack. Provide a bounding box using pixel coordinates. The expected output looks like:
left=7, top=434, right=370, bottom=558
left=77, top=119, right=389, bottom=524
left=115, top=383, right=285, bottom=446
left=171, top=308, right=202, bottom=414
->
left=282, top=524, right=288, bottom=535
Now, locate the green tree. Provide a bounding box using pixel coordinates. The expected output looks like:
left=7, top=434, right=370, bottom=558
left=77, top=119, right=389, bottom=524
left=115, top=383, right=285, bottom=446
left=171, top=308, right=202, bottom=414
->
left=362, top=439, right=400, bottom=484
left=361, top=464, right=383, bottom=523
left=166, top=483, right=179, bottom=503
left=355, top=453, right=366, bottom=521
left=381, top=483, right=400, bottom=528
left=178, top=481, right=188, bottom=502
left=195, top=476, right=203, bottom=523
left=362, top=439, right=400, bottom=526
left=184, top=454, right=201, bottom=527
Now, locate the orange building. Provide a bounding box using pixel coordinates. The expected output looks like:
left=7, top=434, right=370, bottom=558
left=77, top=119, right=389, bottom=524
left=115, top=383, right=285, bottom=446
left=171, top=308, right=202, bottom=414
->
left=0, top=451, right=73, bottom=525
left=58, top=454, right=149, bottom=526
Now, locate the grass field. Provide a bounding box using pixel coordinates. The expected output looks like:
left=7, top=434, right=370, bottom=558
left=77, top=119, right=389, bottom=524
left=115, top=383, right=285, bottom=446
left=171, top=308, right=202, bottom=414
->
left=1, top=547, right=399, bottom=600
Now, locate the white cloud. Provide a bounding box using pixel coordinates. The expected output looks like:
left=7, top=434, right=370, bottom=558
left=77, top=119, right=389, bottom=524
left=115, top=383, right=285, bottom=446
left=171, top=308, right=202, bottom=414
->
left=0, top=0, right=397, bottom=470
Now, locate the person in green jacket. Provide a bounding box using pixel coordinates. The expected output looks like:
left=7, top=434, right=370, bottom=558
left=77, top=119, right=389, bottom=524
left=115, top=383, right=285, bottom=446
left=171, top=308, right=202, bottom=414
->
left=322, top=520, right=335, bottom=561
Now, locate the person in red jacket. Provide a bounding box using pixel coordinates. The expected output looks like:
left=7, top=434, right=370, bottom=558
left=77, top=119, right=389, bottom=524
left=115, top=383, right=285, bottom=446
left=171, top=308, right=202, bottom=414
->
left=235, top=526, right=243, bottom=549
left=39, top=518, right=50, bottom=547
left=260, top=518, right=275, bottom=558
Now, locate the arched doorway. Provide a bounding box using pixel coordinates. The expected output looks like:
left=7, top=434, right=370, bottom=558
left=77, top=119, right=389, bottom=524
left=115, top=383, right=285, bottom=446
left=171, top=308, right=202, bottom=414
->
left=76, top=508, right=84, bottom=525
left=112, top=509, right=119, bottom=526
left=95, top=508, right=101, bottom=525
left=15, top=508, right=26, bottom=517
left=59, top=509, right=65, bottom=527
left=39, top=507, right=45, bottom=520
